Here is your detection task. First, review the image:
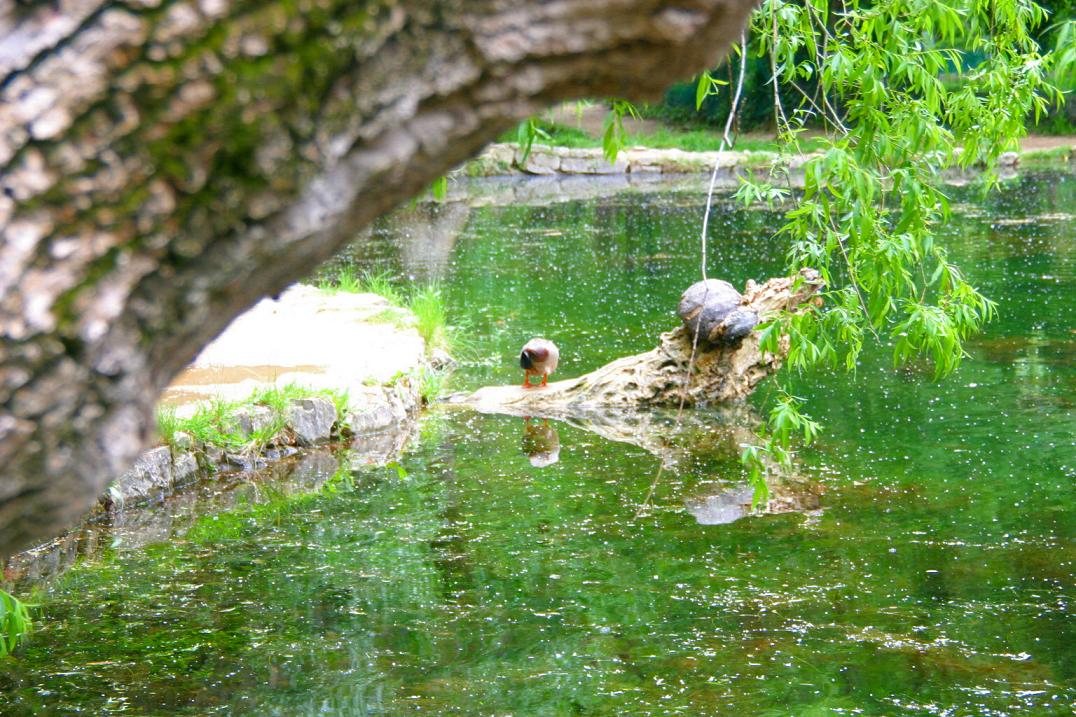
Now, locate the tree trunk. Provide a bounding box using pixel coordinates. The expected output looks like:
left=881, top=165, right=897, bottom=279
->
left=447, top=269, right=823, bottom=413
left=0, top=0, right=758, bottom=556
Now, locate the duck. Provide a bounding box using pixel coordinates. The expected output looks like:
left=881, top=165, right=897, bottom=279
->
left=519, top=338, right=559, bottom=388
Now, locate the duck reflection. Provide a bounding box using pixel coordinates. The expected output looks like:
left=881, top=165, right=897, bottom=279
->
left=521, top=418, right=560, bottom=467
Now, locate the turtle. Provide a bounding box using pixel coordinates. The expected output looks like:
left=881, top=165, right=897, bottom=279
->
left=677, top=279, right=759, bottom=347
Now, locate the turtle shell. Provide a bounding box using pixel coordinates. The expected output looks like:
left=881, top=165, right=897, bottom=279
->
left=677, top=279, right=759, bottom=346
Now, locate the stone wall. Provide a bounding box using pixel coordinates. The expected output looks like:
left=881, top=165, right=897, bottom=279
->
left=464, top=142, right=1027, bottom=178
left=107, top=380, right=420, bottom=508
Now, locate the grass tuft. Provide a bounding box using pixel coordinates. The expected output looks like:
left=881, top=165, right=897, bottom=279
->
left=407, top=284, right=449, bottom=354
left=156, top=405, right=179, bottom=447
left=360, top=270, right=403, bottom=305
left=335, top=266, right=362, bottom=293
left=311, top=266, right=471, bottom=357
left=314, top=265, right=404, bottom=304
left=415, top=365, right=449, bottom=404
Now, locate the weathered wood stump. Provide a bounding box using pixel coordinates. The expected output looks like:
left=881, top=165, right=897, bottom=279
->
left=447, top=268, right=823, bottom=413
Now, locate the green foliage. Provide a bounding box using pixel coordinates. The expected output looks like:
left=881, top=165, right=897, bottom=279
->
left=514, top=101, right=646, bottom=163
left=431, top=175, right=449, bottom=202
left=514, top=117, right=551, bottom=163
left=695, top=68, right=729, bottom=110
left=733, top=0, right=1063, bottom=492
left=1048, top=19, right=1076, bottom=86
left=0, top=589, right=33, bottom=657
left=601, top=99, right=641, bottom=162
left=648, top=1, right=1075, bottom=134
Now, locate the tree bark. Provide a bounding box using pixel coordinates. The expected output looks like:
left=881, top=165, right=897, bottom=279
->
left=447, top=269, right=823, bottom=413
left=0, top=0, right=758, bottom=556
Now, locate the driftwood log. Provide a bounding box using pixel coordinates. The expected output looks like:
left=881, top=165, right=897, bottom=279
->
left=0, top=0, right=758, bottom=557
left=449, top=269, right=824, bottom=413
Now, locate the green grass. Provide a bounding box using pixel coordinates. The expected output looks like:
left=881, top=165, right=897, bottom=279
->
left=359, top=270, right=403, bottom=305
left=415, top=365, right=449, bottom=404
left=311, top=266, right=469, bottom=361
left=185, top=399, right=246, bottom=449
left=315, top=266, right=404, bottom=305
left=407, top=284, right=476, bottom=359
left=407, top=284, right=449, bottom=353
left=155, top=384, right=350, bottom=455
left=248, top=383, right=328, bottom=414
left=156, top=405, right=180, bottom=447
left=497, top=120, right=826, bottom=155
left=624, top=128, right=825, bottom=153
left=1020, top=144, right=1074, bottom=164
left=496, top=121, right=599, bottom=149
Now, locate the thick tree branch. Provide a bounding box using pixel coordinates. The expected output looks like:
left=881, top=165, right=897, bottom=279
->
left=0, top=0, right=758, bottom=556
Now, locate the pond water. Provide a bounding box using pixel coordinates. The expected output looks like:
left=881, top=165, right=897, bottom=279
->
left=2, top=172, right=1073, bottom=716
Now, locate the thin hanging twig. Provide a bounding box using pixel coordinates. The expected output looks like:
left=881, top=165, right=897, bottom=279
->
left=683, top=30, right=749, bottom=412
left=638, top=31, right=749, bottom=517
left=699, top=31, right=750, bottom=282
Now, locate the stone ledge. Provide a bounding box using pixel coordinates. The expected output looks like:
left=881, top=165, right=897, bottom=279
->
left=8, top=374, right=424, bottom=589
left=102, top=282, right=428, bottom=513
left=106, top=378, right=423, bottom=511
left=467, top=143, right=812, bottom=178
left=464, top=142, right=1046, bottom=179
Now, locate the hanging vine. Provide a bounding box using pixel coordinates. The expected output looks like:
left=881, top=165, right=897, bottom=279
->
left=736, top=0, right=1065, bottom=496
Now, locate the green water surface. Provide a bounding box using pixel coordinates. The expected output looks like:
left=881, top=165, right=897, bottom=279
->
left=1, top=173, right=1072, bottom=716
